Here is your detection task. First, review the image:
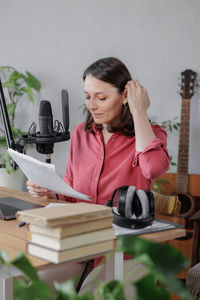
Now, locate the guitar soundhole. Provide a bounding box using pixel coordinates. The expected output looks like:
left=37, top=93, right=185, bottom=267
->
left=176, top=193, right=195, bottom=216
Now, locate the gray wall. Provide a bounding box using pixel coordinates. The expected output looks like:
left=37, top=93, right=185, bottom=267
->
left=1, top=0, right=200, bottom=177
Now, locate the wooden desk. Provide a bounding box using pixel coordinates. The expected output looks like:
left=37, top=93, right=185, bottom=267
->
left=0, top=186, right=186, bottom=300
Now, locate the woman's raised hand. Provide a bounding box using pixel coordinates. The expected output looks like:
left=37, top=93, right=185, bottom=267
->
left=125, top=80, right=150, bottom=116
left=26, top=180, right=56, bottom=199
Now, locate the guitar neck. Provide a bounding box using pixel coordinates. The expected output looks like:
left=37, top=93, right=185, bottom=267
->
left=176, top=99, right=190, bottom=193
left=175, top=69, right=196, bottom=195
left=177, top=99, right=190, bottom=174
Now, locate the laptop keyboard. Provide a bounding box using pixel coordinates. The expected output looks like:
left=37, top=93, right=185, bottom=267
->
left=0, top=203, right=21, bottom=217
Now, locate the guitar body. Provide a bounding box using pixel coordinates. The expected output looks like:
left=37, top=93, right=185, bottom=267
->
left=158, top=173, right=200, bottom=198
left=158, top=173, right=200, bottom=214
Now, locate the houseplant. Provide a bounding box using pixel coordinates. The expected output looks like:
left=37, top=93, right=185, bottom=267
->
left=0, top=66, right=41, bottom=189
left=0, top=236, right=192, bottom=300
left=152, top=117, right=180, bottom=192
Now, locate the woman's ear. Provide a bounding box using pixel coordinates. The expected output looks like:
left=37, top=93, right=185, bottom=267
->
left=122, top=89, right=128, bottom=104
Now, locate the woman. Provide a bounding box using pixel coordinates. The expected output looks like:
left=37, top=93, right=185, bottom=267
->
left=27, top=57, right=169, bottom=202
left=27, top=57, right=169, bottom=294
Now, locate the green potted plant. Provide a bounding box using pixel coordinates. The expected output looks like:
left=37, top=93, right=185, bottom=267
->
left=152, top=117, right=180, bottom=192
left=0, top=66, right=41, bottom=190
left=0, top=236, right=192, bottom=300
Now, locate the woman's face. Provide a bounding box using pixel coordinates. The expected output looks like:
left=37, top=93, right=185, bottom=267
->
left=84, top=74, right=124, bottom=126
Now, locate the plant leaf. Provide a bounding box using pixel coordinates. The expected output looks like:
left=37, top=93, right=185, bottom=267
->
left=118, top=237, right=191, bottom=299
left=54, top=278, right=76, bottom=296
left=4, top=151, right=15, bottom=173
left=164, top=277, right=192, bottom=299
left=76, top=291, right=95, bottom=300
left=0, top=65, right=15, bottom=72
left=0, top=136, right=7, bottom=148
left=118, top=237, right=189, bottom=277
left=2, top=82, right=17, bottom=89
left=11, top=126, right=26, bottom=138
left=11, top=252, right=39, bottom=281
left=7, top=103, right=16, bottom=116
left=97, top=280, right=126, bottom=300
left=158, top=179, right=168, bottom=184
left=173, top=125, right=178, bottom=130
left=13, top=279, right=52, bottom=300
left=8, top=70, right=26, bottom=83
left=25, top=71, right=41, bottom=91
left=134, top=274, right=170, bottom=300
left=20, top=86, right=34, bottom=102
left=0, top=250, right=9, bottom=264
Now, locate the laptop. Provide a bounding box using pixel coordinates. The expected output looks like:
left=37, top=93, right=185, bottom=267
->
left=0, top=197, right=42, bottom=220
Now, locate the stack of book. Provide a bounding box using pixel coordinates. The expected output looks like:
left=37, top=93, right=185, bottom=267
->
left=17, top=203, right=115, bottom=264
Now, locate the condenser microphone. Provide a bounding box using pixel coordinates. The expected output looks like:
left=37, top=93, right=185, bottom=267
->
left=36, top=100, right=54, bottom=156
left=0, top=81, right=71, bottom=165
left=26, top=92, right=70, bottom=159
left=39, top=100, right=53, bottom=136
left=14, top=94, right=70, bottom=163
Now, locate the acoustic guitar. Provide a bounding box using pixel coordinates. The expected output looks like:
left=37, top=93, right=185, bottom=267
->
left=159, top=69, right=200, bottom=217
left=157, top=69, right=200, bottom=280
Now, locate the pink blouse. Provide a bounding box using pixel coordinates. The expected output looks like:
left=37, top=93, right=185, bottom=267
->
left=60, top=122, right=169, bottom=203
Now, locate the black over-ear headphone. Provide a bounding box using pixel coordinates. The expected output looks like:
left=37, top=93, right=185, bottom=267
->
left=106, top=185, right=155, bottom=229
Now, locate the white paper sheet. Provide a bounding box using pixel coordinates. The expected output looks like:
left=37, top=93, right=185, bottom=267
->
left=8, top=148, right=90, bottom=201
left=113, top=219, right=180, bottom=237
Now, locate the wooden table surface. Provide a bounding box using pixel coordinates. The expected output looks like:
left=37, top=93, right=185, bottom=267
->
left=0, top=186, right=186, bottom=270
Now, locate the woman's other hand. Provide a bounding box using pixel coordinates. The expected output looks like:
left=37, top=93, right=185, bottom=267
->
left=125, top=80, right=150, bottom=116
left=26, top=180, right=56, bottom=199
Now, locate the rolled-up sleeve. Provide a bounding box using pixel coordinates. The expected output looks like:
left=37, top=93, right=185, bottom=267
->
left=132, top=125, right=170, bottom=180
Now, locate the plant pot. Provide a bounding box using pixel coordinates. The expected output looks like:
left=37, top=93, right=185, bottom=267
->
left=0, top=168, right=25, bottom=191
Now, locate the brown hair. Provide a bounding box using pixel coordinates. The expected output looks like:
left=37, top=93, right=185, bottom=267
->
left=83, top=57, right=135, bottom=136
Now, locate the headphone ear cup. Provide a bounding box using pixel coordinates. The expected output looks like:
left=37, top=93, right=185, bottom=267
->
left=117, top=186, right=128, bottom=216
left=124, top=186, right=136, bottom=218
left=136, top=189, right=150, bottom=219
left=145, top=190, right=155, bottom=217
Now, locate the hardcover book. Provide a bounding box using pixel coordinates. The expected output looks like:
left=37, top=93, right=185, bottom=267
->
left=17, top=203, right=113, bottom=227
left=28, top=227, right=115, bottom=251
left=28, top=216, right=113, bottom=238
left=27, top=240, right=114, bottom=264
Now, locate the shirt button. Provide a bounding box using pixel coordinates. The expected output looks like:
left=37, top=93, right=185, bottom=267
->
left=94, top=177, right=98, bottom=181
left=100, top=156, right=103, bottom=160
